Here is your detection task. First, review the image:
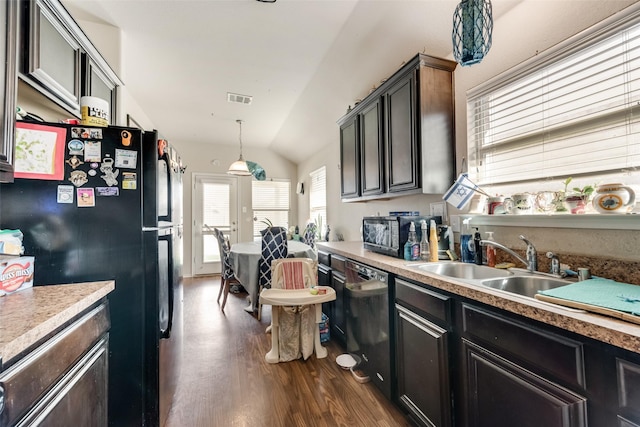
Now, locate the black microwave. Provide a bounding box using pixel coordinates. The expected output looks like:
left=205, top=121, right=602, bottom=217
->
left=362, top=215, right=442, bottom=258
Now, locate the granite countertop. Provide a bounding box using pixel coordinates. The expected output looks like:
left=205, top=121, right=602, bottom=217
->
left=0, top=281, right=115, bottom=367
left=317, top=242, right=640, bottom=355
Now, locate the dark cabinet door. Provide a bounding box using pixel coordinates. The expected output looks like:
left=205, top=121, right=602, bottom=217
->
left=340, top=118, right=359, bottom=199
left=83, top=55, right=117, bottom=123
left=318, top=264, right=332, bottom=324
left=331, top=271, right=347, bottom=347
left=359, top=99, right=384, bottom=196
left=462, top=339, right=587, bottom=427
left=25, top=0, right=83, bottom=110
left=396, top=304, right=451, bottom=427
left=385, top=71, right=419, bottom=193
left=0, top=0, right=17, bottom=183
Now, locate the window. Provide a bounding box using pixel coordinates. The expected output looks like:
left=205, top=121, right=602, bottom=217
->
left=309, top=166, right=327, bottom=236
left=468, top=6, right=640, bottom=190
left=252, top=180, right=290, bottom=240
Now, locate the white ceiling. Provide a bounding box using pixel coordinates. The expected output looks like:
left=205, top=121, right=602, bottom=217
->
left=61, top=0, right=520, bottom=164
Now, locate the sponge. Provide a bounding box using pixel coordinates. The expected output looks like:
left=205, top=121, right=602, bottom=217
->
left=495, top=262, right=516, bottom=269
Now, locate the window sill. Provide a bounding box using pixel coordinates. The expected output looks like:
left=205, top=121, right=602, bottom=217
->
left=465, top=214, right=640, bottom=230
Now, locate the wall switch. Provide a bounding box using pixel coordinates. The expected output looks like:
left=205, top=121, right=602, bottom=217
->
left=450, top=215, right=461, bottom=233
left=242, top=206, right=247, bottom=213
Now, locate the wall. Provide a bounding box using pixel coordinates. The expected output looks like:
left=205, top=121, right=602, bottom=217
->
left=179, top=141, right=298, bottom=276
left=299, top=0, right=640, bottom=269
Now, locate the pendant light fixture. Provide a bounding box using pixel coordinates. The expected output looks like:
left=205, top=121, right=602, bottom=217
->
left=452, top=0, right=493, bottom=66
left=227, top=119, right=251, bottom=176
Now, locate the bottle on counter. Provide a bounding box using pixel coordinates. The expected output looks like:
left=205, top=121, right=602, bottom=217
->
left=461, top=218, right=475, bottom=263
left=420, top=220, right=430, bottom=261
left=429, top=219, right=439, bottom=262
left=485, top=231, right=497, bottom=267
left=474, top=228, right=483, bottom=265
left=404, top=221, right=419, bottom=261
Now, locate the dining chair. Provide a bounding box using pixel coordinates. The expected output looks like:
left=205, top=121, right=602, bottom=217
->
left=302, top=223, right=317, bottom=249
left=267, top=257, right=318, bottom=362
left=257, top=226, right=288, bottom=320
left=212, top=227, right=241, bottom=312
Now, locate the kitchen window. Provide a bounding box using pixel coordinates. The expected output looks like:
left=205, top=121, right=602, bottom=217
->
left=467, top=4, right=640, bottom=193
left=252, top=179, right=290, bottom=240
left=309, top=166, right=327, bottom=235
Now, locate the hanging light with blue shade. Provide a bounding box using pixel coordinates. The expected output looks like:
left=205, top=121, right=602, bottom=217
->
left=452, top=0, right=493, bottom=66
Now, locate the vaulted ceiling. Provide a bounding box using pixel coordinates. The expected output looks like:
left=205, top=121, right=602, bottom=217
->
left=62, top=0, right=521, bottom=164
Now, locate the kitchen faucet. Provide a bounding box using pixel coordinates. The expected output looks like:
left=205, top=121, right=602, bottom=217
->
left=480, top=235, right=538, bottom=273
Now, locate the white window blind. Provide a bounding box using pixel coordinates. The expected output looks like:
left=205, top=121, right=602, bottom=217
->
left=252, top=180, right=290, bottom=239
left=468, top=9, right=640, bottom=186
left=309, top=166, right=327, bottom=234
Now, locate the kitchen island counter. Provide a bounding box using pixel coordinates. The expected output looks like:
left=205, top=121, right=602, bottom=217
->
left=0, top=281, right=115, bottom=367
left=317, top=241, right=640, bottom=354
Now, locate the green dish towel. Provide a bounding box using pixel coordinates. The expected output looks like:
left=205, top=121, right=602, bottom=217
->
left=539, top=278, right=640, bottom=316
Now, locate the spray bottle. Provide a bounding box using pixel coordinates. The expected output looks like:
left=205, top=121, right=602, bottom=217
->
left=404, top=221, right=419, bottom=261
left=420, top=220, right=430, bottom=261
left=473, top=228, right=483, bottom=265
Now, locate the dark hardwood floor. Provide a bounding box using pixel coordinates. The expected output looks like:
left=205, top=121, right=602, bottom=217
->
left=165, top=276, right=411, bottom=427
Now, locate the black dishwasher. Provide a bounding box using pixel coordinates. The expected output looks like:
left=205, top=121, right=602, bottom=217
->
left=344, top=259, right=392, bottom=399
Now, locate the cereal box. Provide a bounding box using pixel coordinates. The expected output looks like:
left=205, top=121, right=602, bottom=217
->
left=0, top=256, right=35, bottom=296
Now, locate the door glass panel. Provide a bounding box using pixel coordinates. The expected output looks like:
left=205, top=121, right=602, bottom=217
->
left=39, top=14, right=75, bottom=94
left=90, top=68, right=112, bottom=106
left=202, top=182, right=230, bottom=263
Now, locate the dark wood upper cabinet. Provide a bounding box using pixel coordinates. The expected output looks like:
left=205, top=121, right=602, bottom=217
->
left=339, top=117, right=360, bottom=199
left=0, top=0, right=18, bottom=183
left=359, top=98, right=384, bottom=196
left=337, top=53, right=456, bottom=202
left=385, top=71, right=418, bottom=193
left=19, top=0, right=121, bottom=119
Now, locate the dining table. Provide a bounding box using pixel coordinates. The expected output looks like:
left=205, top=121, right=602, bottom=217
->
left=229, top=240, right=317, bottom=313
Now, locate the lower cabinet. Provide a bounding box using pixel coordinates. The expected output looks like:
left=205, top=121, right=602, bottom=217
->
left=0, top=302, right=110, bottom=426
left=395, top=277, right=452, bottom=427
left=331, top=270, right=347, bottom=347
left=461, top=339, right=587, bottom=427
left=396, top=304, right=451, bottom=427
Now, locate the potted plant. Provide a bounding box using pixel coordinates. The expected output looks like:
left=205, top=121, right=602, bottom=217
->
left=561, top=178, right=595, bottom=214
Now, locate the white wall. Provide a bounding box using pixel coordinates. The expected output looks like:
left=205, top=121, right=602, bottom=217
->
left=177, top=141, right=298, bottom=276
left=299, top=0, right=640, bottom=261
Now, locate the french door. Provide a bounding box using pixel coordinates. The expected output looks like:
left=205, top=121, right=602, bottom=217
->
left=192, top=173, right=238, bottom=275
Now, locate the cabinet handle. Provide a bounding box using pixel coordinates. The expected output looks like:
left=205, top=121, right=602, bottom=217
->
left=0, top=384, right=4, bottom=414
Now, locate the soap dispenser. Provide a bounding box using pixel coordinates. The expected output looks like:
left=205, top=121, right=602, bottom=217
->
left=485, top=231, right=497, bottom=267
left=473, top=228, right=483, bottom=265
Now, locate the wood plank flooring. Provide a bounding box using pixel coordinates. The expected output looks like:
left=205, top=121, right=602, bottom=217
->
left=165, top=276, right=411, bottom=427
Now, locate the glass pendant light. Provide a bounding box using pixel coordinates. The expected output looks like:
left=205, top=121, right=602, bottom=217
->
left=227, top=119, right=251, bottom=176
left=452, top=0, right=493, bottom=66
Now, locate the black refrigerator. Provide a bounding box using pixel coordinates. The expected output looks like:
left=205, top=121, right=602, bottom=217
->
left=0, top=121, right=183, bottom=426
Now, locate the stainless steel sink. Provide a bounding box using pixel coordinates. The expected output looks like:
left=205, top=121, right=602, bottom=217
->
left=480, top=275, right=570, bottom=298
left=412, top=262, right=513, bottom=280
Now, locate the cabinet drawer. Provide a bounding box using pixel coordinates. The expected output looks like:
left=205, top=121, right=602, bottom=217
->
left=617, top=358, right=640, bottom=423
left=318, top=250, right=331, bottom=267
left=0, top=302, right=110, bottom=426
left=461, top=303, right=585, bottom=389
left=330, top=254, right=346, bottom=273
left=396, top=278, right=451, bottom=326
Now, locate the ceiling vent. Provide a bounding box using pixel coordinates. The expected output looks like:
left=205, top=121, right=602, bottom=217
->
left=227, top=92, right=253, bottom=105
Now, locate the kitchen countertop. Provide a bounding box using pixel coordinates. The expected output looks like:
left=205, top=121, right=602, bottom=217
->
left=0, top=281, right=115, bottom=367
left=317, top=242, right=640, bottom=354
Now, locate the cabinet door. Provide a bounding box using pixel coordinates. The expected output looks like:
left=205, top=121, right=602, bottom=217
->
left=340, top=118, right=360, bottom=199
left=359, top=99, right=384, bottom=196
left=318, top=264, right=332, bottom=323
left=462, top=339, right=587, bottom=427
left=331, top=271, right=347, bottom=347
left=83, top=55, right=117, bottom=122
left=26, top=0, right=82, bottom=110
left=396, top=304, right=451, bottom=427
left=385, top=71, right=419, bottom=193
left=0, top=0, right=18, bottom=182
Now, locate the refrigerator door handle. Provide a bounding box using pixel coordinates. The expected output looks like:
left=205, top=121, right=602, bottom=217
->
left=158, top=231, right=175, bottom=339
